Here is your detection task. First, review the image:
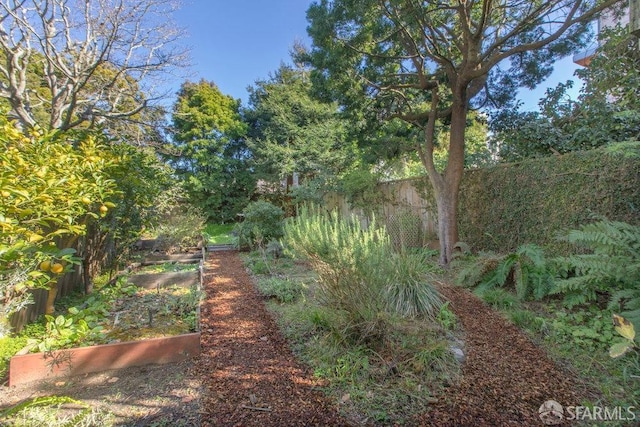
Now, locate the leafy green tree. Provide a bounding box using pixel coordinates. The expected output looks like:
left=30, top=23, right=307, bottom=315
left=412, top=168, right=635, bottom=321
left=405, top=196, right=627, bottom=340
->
left=491, top=25, right=640, bottom=161
left=382, top=112, right=492, bottom=179
left=305, top=0, right=623, bottom=265
left=246, top=65, right=358, bottom=187
left=171, top=80, right=254, bottom=222
left=0, top=119, right=120, bottom=320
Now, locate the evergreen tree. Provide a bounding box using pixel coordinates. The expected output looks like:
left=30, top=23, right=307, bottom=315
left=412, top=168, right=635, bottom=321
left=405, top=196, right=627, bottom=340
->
left=171, top=80, right=255, bottom=222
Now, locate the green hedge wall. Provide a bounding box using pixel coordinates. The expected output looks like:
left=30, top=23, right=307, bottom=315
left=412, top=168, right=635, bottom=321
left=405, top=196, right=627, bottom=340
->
left=458, top=142, right=640, bottom=255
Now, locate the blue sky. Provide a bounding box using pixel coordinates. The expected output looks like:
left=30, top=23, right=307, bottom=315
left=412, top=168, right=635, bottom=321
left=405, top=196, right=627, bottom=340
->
left=173, top=1, right=584, bottom=111
left=173, top=0, right=313, bottom=105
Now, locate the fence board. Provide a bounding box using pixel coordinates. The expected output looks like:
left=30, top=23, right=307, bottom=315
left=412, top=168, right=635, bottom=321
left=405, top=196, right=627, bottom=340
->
left=325, top=177, right=438, bottom=250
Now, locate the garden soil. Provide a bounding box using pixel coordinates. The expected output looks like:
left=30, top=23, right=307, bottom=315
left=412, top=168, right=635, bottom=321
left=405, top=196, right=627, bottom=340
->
left=0, top=250, right=595, bottom=426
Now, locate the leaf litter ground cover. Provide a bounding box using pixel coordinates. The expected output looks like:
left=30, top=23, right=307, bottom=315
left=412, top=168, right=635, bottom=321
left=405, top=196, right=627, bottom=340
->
left=1, top=250, right=601, bottom=426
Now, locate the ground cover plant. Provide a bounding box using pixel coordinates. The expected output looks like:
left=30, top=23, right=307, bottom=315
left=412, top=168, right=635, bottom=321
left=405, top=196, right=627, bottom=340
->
left=453, top=219, right=640, bottom=413
left=203, top=223, right=235, bottom=245
left=3, top=276, right=202, bottom=358
left=243, top=207, right=461, bottom=424
left=137, top=261, right=200, bottom=274
left=0, top=395, right=115, bottom=427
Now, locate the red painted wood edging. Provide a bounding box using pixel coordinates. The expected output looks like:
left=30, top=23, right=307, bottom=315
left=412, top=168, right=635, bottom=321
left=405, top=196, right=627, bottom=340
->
left=9, top=332, right=201, bottom=386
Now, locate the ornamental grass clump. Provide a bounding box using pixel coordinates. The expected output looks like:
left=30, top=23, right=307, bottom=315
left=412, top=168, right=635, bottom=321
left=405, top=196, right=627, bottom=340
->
left=283, top=206, right=442, bottom=343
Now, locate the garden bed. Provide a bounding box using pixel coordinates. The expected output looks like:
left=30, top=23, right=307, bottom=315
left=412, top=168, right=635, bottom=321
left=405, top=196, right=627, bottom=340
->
left=8, top=332, right=200, bottom=386
left=8, top=256, right=204, bottom=386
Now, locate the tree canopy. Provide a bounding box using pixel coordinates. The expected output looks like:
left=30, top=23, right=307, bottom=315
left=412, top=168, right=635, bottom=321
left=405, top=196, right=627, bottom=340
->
left=0, top=0, right=187, bottom=131
left=246, top=64, right=358, bottom=186
left=305, top=0, right=624, bottom=264
left=171, top=80, right=254, bottom=222
left=491, top=25, right=640, bottom=161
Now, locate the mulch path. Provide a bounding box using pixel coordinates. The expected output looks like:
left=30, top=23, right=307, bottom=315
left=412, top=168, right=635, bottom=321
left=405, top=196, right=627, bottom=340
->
left=414, top=285, right=594, bottom=426
left=195, top=251, right=593, bottom=426
left=195, top=250, right=349, bottom=426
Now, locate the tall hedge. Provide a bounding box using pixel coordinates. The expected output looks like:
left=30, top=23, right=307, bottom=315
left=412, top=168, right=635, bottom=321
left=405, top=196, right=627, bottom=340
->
left=458, top=142, right=640, bottom=255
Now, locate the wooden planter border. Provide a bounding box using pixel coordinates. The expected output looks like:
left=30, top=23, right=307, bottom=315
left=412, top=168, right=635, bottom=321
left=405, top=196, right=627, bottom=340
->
left=8, top=253, right=206, bottom=386
left=9, top=332, right=201, bottom=386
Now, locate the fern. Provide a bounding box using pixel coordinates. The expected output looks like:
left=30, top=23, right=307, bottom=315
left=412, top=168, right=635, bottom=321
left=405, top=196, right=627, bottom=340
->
left=458, top=244, right=554, bottom=301
left=455, top=251, right=502, bottom=288
left=553, top=219, right=640, bottom=310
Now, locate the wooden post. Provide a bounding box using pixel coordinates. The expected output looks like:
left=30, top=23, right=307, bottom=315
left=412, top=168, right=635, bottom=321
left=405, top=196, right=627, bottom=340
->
left=632, top=0, right=640, bottom=36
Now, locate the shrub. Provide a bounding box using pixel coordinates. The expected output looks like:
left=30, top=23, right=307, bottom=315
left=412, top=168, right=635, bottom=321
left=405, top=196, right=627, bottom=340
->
left=235, top=200, right=284, bottom=249
left=459, top=142, right=640, bottom=255
left=552, top=219, right=640, bottom=324
left=457, top=244, right=554, bottom=301
left=283, top=207, right=442, bottom=343
left=384, top=252, right=443, bottom=318
left=150, top=185, right=207, bottom=252
left=0, top=335, right=27, bottom=379
left=257, top=277, right=303, bottom=303
left=0, top=120, right=120, bottom=320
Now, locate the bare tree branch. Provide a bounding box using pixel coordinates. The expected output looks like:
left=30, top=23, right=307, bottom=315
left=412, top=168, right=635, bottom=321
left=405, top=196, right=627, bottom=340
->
left=0, top=0, right=189, bottom=131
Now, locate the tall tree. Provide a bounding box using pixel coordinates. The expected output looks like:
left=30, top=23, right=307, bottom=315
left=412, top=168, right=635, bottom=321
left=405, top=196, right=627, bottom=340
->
left=171, top=80, right=254, bottom=222
left=491, top=25, right=640, bottom=161
left=0, top=0, right=187, bottom=131
left=246, top=64, right=358, bottom=185
left=305, top=0, right=624, bottom=265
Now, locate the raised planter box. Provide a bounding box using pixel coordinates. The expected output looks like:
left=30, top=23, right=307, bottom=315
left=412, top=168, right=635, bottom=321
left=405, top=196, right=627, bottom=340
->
left=9, top=333, right=200, bottom=386
left=8, top=256, right=205, bottom=386
left=127, top=271, right=199, bottom=289
left=143, top=253, right=202, bottom=264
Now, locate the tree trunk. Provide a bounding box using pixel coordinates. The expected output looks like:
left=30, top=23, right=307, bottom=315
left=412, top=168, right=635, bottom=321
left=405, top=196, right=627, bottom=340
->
left=422, top=89, right=467, bottom=266
left=434, top=183, right=460, bottom=266
left=45, top=281, right=58, bottom=315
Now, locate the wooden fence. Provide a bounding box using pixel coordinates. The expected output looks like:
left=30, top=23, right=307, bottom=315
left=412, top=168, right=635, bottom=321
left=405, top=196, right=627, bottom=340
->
left=9, top=268, right=84, bottom=332
left=325, top=177, right=439, bottom=250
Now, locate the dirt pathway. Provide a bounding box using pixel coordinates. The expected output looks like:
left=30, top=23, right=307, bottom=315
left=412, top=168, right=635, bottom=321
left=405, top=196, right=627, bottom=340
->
left=1, top=251, right=594, bottom=426
left=196, top=251, right=594, bottom=427
left=195, top=250, right=348, bottom=426
left=415, top=285, right=593, bottom=426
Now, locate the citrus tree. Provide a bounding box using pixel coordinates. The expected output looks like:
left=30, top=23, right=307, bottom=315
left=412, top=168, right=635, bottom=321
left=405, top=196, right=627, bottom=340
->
left=0, top=117, right=117, bottom=330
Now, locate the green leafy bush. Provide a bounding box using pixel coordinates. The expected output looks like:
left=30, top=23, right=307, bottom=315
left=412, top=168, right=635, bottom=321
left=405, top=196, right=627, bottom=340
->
left=257, top=277, right=303, bottom=303
left=338, top=168, right=384, bottom=212
left=235, top=200, right=284, bottom=249
left=283, top=207, right=442, bottom=343
left=458, top=142, right=640, bottom=255
left=28, top=298, right=108, bottom=352
left=0, top=335, right=27, bottom=379
left=458, top=244, right=554, bottom=301
left=552, top=220, right=640, bottom=323
left=150, top=185, right=207, bottom=252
